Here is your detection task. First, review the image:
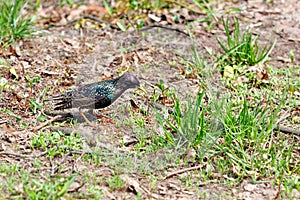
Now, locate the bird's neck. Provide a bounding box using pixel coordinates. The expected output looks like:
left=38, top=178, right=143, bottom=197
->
left=111, top=86, right=127, bottom=103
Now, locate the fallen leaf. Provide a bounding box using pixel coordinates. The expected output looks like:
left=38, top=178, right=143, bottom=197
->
left=119, top=174, right=144, bottom=196
left=9, top=67, right=18, bottom=79
left=244, top=184, right=256, bottom=192
left=223, top=65, right=234, bottom=78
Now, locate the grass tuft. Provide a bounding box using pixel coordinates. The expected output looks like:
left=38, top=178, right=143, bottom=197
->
left=217, top=17, right=276, bottom=78
left=0, top=0, right=36, bottom=47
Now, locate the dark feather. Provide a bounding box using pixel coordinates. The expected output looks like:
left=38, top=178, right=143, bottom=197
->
left=50, top=73, right=140, bottom=110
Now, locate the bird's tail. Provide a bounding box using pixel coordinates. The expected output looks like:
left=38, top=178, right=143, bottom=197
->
left=46, top=94, right=73, bottom=110
left=45, top=95, right=62, bottom=101
left=53, top=100, right=73, bottom=110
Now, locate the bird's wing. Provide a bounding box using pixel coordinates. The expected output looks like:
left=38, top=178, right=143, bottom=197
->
left=52, top=81, right=114, bottom=110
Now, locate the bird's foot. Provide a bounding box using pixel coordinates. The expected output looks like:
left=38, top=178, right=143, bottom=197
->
left=94, top=115, right=114, bottom=123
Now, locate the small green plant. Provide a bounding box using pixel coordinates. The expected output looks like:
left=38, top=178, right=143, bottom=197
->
left=59, top=0, right=75, bottom=7
left=126, top=0, right=167, bottom=11
left=0, top=162, right=79, bottom=199
left=29, top=131, right=83, bottom=154
left=176, top=28, right=208, bottom=82
left=29, top=99, right=42, bottom=114
left=202, top=97, right=299, bottom=184
left=0, top=0, right=36, bottom=47
left=0, top=76, right=9, bottom=90
left=156, top=92, right=207, bottom=148
left=152, top=80, right=175, bottom=105
left=2, top=109, right=22, bottom=121
left=107, top=175, right=125, bottom=191
left=192, top=0, right=219, bottom=30
left=104, top=0, right=171, bottom=31
left=217, top=17, right=276, bottom=78
left=290, top=50, right=295, bottom=65
left=26, top=74, right=40, bottom=93
left=102, top=0, right=115, bottom=15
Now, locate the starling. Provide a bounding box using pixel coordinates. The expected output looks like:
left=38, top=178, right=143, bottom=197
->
left=50, top=73, right=141, bottom=126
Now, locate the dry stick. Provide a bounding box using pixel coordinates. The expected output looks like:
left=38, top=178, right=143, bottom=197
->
left=165, top=165, right=202, bottom=179
left=51, top=152, right=71, bottom=176
left=273, top=113, right=300, bottom=136
left=79, top=111, right=96, bottom=127
left=32, top=115, right=62, bottom=132
left=49, top=14, right=188, bottom=36
left=0, top=150, right=49, bottom=159
left=49, top=15, right=120, bottom=30
left=141, top=80, right=156, bottom=88
left=75, top=151, right=86, bottom=163
left=50, top=126, right=75, bottom=135
left=274, top=125, right=300, bottom=136
left=68, top=182, right=85, bottom=193
left=150, top=102, right=175, bottom=115
left=0, top=152, right=36, bottom=159
left=139, top=24, right=189, bottom=36
left=276, top=113, right=290, bottom=124
left=28, top=167, right=52, bottom=173
left=69, top=149, right=118, bottom=157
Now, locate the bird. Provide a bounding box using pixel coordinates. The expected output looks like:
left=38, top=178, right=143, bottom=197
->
left=50, top=73, right=142, bottom=126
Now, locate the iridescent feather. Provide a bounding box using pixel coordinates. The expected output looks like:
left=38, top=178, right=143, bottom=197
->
left=51, top=73, right=140, bottom=110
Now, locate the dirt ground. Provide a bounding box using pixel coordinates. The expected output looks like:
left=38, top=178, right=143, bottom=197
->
left=0, top=0, right=299, bottom=199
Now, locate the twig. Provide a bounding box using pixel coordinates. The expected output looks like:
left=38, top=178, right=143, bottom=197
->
left=0, top=150, right=49, bottom=159
left=139, top=24, right=189, bottom=36
left=51, top=152, right=71, bottom=175
left=0, top=151, right=35, bottom=159
left=68, top=182, right=85, bottom=193
left=165, top=165, right=202, bottom=179
left=273, top=113, right=300, bottom=136
left=75, top=151, right=86, bottom=163
left=274, top=125, right=300, bottom=137
left=50, top=126, right=76, bottom=135
left=69, top=150, right=116, bottom=157
left=49, top=14, right=188, bottom=36
left=141, top=80, right=156, bottom=88
left=32, top=115, right=62, bottom=132
left=276, top=113, right=290, bottom=124
left=28, top=167, right=52, bottom=173
left=49, top=15, right=120, bottom=30
left=150, top=102, right=175, bottom=115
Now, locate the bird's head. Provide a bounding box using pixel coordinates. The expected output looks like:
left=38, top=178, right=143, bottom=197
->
left=118, top=73, right=140, bottom=89
left=112, top=73, right=146, bottom=102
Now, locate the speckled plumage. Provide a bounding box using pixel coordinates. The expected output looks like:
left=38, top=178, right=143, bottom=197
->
left=51, top=73, right=140, bottom=110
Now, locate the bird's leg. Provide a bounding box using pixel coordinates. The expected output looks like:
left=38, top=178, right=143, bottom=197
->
left=79, top=109, right=97, bottom=127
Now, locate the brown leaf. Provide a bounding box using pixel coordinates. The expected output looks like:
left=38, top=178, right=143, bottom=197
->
left=130, top=99, right=140, bottom=113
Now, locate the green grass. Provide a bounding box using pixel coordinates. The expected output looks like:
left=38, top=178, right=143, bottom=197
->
left=156, top=92, right=207, bottom=148
left=192, top=0, right=222, bottom=31
left=29, top=131, right=83, bottom=154
left=145, top=17, right=300, bottom=197
left=107, top=175, right=125, bottom=191
left=0, top=0, right=36, bottom=47
left=0, top=162, right=105, bottom=199
left=153, top=89, right=299, bottom=191
left=101, top=0, right=222, bottom=31
left=0, top=162, right=77, bottom=199
left=0, top=130, right=105, bottom=198
left=217, top=17, right=276, bottom=80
